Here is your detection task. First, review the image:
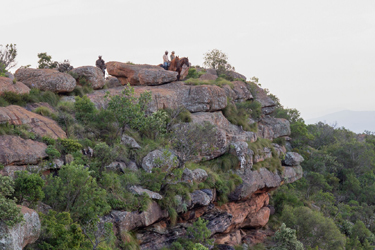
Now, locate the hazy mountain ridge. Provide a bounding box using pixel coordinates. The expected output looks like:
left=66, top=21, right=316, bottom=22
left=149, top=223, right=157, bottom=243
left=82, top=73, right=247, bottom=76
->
left=306, top=110, right=375, bottom=134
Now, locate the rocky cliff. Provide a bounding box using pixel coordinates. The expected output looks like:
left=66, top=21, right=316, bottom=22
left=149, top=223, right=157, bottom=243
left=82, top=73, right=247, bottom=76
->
left=0, top=63, right=303, bottom=249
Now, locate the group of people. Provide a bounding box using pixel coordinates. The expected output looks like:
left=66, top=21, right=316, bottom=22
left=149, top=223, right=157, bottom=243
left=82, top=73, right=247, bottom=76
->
left=162, top=51, right=176, bottom=70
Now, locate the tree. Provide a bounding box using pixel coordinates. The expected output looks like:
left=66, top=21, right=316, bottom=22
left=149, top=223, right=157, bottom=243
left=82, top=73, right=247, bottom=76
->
left=43, top=163, right=110, bottom=222
left=81, top=218, right=115, bottom=250
left=38, top=52, right=58, bottom=69
left=0, top=175, right=23, bottom=227
left=272, top=223, right=304, bottom=250
left=14, top=170, right=45, bottom=207
left=106, top=84, right=167, bottom=139
left=0, top=44, right=17, bottom=73
left=203, top=49, right=235, bottom=75
left=38, top=210, right=86, bottom=250
left=173, top=217, right=213, bottom=250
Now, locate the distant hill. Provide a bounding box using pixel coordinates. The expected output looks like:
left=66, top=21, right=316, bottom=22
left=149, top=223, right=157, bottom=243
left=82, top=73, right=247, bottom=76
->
left=305, top=110, right=375, bottom=134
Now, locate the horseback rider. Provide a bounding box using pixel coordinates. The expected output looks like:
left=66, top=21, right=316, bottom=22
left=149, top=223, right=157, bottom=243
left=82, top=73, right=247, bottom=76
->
left=163, top=51, right=170, bottom=70
left=96, top=55, right=106, bottom=76
left=170, top=51, right=176, bottom=61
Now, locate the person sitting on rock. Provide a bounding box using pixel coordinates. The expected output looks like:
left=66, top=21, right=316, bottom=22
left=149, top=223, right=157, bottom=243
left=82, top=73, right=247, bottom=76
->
left=163, top=51, right=170, bottom=70
left=96, top=55, right=106, bottom=76
left=170, top=51, right=176, bottom=61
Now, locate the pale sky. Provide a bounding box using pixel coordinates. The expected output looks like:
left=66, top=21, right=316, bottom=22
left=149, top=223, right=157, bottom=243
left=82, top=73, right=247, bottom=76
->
left=2, top=0, right=374, bottom=120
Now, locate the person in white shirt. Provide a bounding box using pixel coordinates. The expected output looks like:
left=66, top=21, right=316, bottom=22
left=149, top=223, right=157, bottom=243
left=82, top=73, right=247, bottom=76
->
left=163, top=51, right=170, bottom=70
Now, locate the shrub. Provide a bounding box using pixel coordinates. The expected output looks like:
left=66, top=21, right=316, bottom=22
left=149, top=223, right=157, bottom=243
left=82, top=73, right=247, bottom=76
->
left=185, top=68, right=206, bottom=79
left=42, top=136, right=56, bottom=145
left=0, top=175, right=24, bottom=226
left=273, top=137, right=286, bottom=147
left=203, top=49, right=235, bottom=76
left=14, top=170, right=45, bottom=207
left=58, top=138, right=82, bottom=154
left=45, top=145, right=61, bottom=160
left=222, top=100, right=260, bottom=132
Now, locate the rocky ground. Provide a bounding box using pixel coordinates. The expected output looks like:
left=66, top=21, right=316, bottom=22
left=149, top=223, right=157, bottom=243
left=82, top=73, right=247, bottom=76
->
left=0, top=62, right=303, bottom=249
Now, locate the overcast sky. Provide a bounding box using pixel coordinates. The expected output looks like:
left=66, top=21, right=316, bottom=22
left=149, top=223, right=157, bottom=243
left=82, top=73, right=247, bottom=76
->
left=2, top=0, right=374, bottom=120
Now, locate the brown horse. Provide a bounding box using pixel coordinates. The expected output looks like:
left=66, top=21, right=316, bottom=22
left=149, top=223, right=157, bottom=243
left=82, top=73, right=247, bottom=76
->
left=176, top=57, right=189, bottom=80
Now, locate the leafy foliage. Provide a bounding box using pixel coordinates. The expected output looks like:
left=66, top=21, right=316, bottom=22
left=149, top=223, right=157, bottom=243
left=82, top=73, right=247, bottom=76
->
left=0, top=44, right=17, bottom=72
left=0, top=175, right=23, bottom=227
left=14, top=171, right=45, bottom=207
left=203, top=49, right=235, bottom=75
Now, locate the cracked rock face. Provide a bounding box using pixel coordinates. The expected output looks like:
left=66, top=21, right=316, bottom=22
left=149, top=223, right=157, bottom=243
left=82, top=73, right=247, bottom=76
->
left=0, top=105, right=67, bottom=139
left=0, top=135, right=47, bottom=166
left=14, top=68, right=76, bottom=93
left=87, top=82, right=227, bottom=113
left=0, top=206, right=41, bottom=250
left=0, top=76, right=30, bottom=95
left=70, top=66, right=105, bottom=89
left=106, top=62, right=178, bottom=86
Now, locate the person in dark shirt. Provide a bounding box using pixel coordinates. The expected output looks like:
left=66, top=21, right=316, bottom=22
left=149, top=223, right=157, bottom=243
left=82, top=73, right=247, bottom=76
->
left=96, top=55, right=106, bottom=76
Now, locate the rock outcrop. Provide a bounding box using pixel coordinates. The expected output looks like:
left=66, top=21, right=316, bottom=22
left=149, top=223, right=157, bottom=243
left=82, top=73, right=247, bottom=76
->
left=0, top=135, right=47, bottom=166
left=0, top=206, right=41, bottom=250
left=251, top=83, right=276, bottom=115
left=223, top=81, right=253, bottom=102
left=14, top=68, right=76, bottom=93
left=0, top=105, right=66, bottom=139
left=258, top=116, right=291, bottom=140
left=106, top=62, right=178, bottom=86
left=87, top=82, right=227, bottom=113
left=70, top=66, right=105, bottom=89
left=0, top=76, right=30, bottom=95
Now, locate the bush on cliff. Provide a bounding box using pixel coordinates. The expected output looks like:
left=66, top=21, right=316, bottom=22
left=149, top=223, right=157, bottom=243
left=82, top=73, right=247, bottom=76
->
left=0, top=175, right=23, bottom=227
left=14, top=170, right=45, bottom=207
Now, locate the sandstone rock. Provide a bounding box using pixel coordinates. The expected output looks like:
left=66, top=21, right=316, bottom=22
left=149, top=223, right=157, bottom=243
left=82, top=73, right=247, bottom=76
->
left=227, top=71, right=246, bottom=81
left=106, top=62, right=178, bottom=86
left=282, top=165, right=303, bottom=184
left=272, top=143, right=286, bottom=158
left=181, top=168, right=208, bottom=183
left=129, top=185, right=163, bottom=200
left=126, top=160, right=139, bottom=172
left=242, top=229, right=274, bottom=246
left=206, top=68, right=218, bottom=76
left=189, top=112, right=257, bottom=162
left=189, top=190, right=211, bottom=208
left=0, top=165, right=27, bottom=178
left=229, top=141, right=254, bottom=169
left=0, top=76, right=30, bottom=95
left=0, top=135, right=47, bottom=166
left=229, top=168, right=282, bottom=201
left=141, top=149, right=178, bottom=172
left=105, top=161, right=126, bottom=173
left=217, top=193, right=269, bottom=232
left=253, top=147, right=272, bottom=163
left=138, top=225, right=186, bottom=250
left=241, top=207, right=270, bottom=228
left=87, top=82, right=227, bottom=113
left=106, top=77, right=122, bottom=88
left=199, top=73, right=218, bottom=81
left=121, top=135, right=141, bottom=149
left=0, top=105, right=66, bottom=139
left=251, top=84, right=276, bottom=115
left=284, top=152, right=304, bottom=166
left=214, top=230, right=242, bottom=246
left=231, top=81, right=253, bottom=102
left=25, top=102, right=56, bottom=113
left=70, top=66, right=105, bottom=89
left=203, top=211, right=233, bottom=235
left=0, top=206, right=41, bottom=250
left=258, top=116, right=291, bottom=140
left=14, top=68, right=76, bottom=93
left=110, top=201, right=168, bottom=232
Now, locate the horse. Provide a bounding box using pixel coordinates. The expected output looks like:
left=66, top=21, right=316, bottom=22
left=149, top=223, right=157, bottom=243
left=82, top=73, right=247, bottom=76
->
left=158, top=56, right=190, bottom=80
left=176, top=57, right=189, bottom=80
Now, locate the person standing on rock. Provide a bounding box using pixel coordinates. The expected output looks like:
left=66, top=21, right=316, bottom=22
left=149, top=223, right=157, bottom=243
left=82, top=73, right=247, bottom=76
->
left=170, top=51, right=176, bottom=61
left=163, top=51, right=170, bottom=70
left=96, top=55, right=106, bottom=76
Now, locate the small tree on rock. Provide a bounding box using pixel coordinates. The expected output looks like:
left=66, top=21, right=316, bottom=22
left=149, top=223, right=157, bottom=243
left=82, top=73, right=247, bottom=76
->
left=0, top=44, right=17, bottom=75
left=203, top=49, right=235, bottom=75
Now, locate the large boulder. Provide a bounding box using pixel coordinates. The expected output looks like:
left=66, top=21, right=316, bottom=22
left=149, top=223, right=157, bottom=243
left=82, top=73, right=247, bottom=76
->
left=129, top=186, right=163, bottom=200
left=121, top=135, right=141, bottom=149
left=224, top=81, right=253, bottom=102
left=14, top=68, right=76, bottom=93
left=258, top=116, right=291, bottom=140
left=70, top=66, right=105, bottom=89
left=0, top=105, right=66, bottom=139
left=0, top=76, right=30, bottom=95
left=106, top=62, right=178, bottom=86
left=0, top=206, right=41, bottom=250
left=108, top=201, right=168, bottom=232
left=0, top=135, right=47, bottom=166
left=199, top=73, right=218, bottom=81
left=284, top=152, right=304, bottom=166
left=226, top=71, right=246, bottom=81
left=181, top=168, right=208, bottom=183
left=251, top=83, right=276, bottom=115
left=141, top=150, right=178, bottom=172
left=87, top=82, right=227, bottom=113
left=106, top=77, right=122, bottom=88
